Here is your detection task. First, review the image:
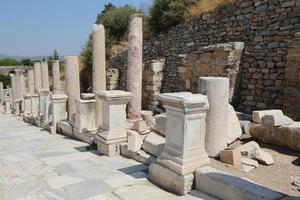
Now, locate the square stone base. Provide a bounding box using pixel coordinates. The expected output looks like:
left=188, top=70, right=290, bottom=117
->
left=74, top=128, right=96, bottom=145
left=149, top=161, right=194, bottom=195
left=57, top=120, right=74, bottom=137
left=96, top=137, right=126, bottom=157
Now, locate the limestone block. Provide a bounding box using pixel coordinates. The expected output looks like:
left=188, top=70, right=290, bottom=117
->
left=241, top=158, right=259, bottom=172
left=149, top=161, right=194, bottom=195
left=142, top=132, right=165, bottom=157
left=132, top=120, right=148, bottom=132
left=51, top=94, right=68, bottom=134
left=127, top=132, right=143, bottom=152
left=220, top=149, right=241, bottom=166
left=252, top=110, right=294, bottom=126
left=195, top=166, right=283, bottom=200
left=57, top=120, right=73, bottom=137
left=23, top=94, right=32, bottom=115
left=227, top=104, right=242, bottom=144
left=31, top=95, right=39, bottom=117
left=153, top=113, right=166, bottom=136
left=5, top=99, right=10, bottom=114
left=250, top=123, right=300, bottom=151
left=141, top=110, right=155, bottom=127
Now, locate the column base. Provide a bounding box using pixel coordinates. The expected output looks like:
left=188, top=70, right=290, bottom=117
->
left=95, top=135, right=126, bottom=157
left=57, top=120, right=74, bottom=137
left=41, top=122, right=51, bottom=131
left=149, top=161, right=194, bottom=195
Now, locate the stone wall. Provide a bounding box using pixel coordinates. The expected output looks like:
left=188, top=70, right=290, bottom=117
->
left=108, top=0, right=300, bottom=120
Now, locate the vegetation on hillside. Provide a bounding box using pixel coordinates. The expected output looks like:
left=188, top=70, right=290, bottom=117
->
left=0, top=75, right=11, bottom=88
left=188, top=0, right=234, bottom=18
left=0, top=58, right=21, bottom=66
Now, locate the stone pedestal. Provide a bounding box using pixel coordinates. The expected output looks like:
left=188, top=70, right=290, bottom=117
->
left=51, top=94, right=68, bottom=134
left=93, top=24, right=106, bottom=128
left=41, top=101, right=52, bottom=130
left=127, top=14, right=143, bottom=120
left=52, top=60, right=61, bottom=94
left=64, top=56, right=80, bottom=120
left=95, top=90, right=132, bottom=156
left=31, top=94, right=39, bottom=118
left=38, top=90, right=50, bottom=121
left=74, top=95, right=96, bottom=144
left=14, top=99, right=22, bottom=115
left=149, top=92, right=209, bottom=195
left=198, top=77, right=229, bottom=157
left=5, top=99, right=10, bottom=114
left=23, top=94, right=32, bottom=115
left=0, top=82, right=4, bottom=105
left=33, top=62, right=42, bottom=94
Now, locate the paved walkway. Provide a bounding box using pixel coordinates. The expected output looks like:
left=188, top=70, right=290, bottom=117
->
left=0, top=114, right=212, bottom=200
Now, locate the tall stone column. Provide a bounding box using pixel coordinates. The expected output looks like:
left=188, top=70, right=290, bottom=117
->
left=64, top=56, right=80, bottom=120
left=93, top=24, right=106, bottom=128
left=52, top=60, right=61, bottom=94
left=27, top=69, right=35, bottom=94
left=41, top=61, right=50, bottom=91
left=10, top=75, right=16, bottom=109
left=33, top=62, right=42, bottom=94
left=198, top=77, right=229, bottom=157
left=0, top=82, right=4, bottom=104
left=126, top=14, right=143, bottom=120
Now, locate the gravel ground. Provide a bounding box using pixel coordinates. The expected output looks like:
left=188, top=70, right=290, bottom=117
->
left=210, top=135, right=300, bottom=197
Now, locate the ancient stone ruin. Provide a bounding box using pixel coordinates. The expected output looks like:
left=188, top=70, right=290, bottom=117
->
left=1, top=1, right=299, bottom=199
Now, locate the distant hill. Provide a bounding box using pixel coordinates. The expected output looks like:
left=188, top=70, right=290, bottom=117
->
left=0, top=54, right=64, bottom=61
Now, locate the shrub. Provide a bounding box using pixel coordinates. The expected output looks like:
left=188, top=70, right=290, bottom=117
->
left=0, top=58, right=21, bottom=66
left=188, top=0, right=234, bottom=17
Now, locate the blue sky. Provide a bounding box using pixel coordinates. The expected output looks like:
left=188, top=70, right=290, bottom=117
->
left=0, top=0, right=151, bottom=57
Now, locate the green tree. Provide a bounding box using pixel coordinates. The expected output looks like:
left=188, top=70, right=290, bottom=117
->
left=0, top=74, right=11, bottom=88
left=81, top=3, right=140, bottom=67
left=148, top=0, right=199, bottom=33
left=20, top=59, right=33, bottom=66
left=0, top=58, right=21, bottom=66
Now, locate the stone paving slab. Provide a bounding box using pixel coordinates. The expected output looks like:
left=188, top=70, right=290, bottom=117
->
left=0, top=114, right=214, bottom=200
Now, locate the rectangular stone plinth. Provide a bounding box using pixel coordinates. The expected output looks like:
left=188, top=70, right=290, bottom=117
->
left=38, top=89, right=50, bottom=119
left=155, top=92, right=210, bottom=175
left=23, top=94, right=32, bottom=115
left=31, top=94, right=39, bottom=118
left=74, top=98, right=96, bottom=133
left=51, top=94, right=68, bottom=134
left=95, top=90, right=132, bottom=156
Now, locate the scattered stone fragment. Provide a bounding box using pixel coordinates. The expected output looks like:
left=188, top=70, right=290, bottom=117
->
left=291, top=176, right=300, bottom=187
left=236, top=141, right=274, bottom=165
left=241, top=158, right=259, bottom=168
left=252, top=110, right=294, bottom=126
left=142, top=132, right=165, bottom=157
left=120, top=144, right=155, bottom=165
left=250, top=123, right=300, bottom=151
left=141, top=110, right=155, bottom=127
left=220, top=149, right=241, bottom=166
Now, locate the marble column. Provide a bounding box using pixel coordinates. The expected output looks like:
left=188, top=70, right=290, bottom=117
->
left=52, top=60, right=61, bottom=94
left=198, top=77, right=229, bottom=157
left=95, top=90, right=132, bottom=156
left=93, top=24, right=106, bottom=128
left=0, top=82, right=4, bottom=104
left=126, top=14, right=143, bottom=120
left=149, top=92, right=209, bottom=195
left=10, top=75, right=17, bottom=109
left=5, top=99, right=10, bottom=114
left=33, top=62, right=42, bottom=94
left=27, top=69, right=35, bottom=94
left=41, top=61, right=50, bottom=91
left=64, top=56, right=80, bottom=120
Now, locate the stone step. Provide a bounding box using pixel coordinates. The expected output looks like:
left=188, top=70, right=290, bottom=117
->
left=195, top=166, right=284, bottom=200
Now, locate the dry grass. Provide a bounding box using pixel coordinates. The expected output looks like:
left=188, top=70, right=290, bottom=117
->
left=109, top=41, right=128, bottom=57
left=188, top=0, right=234, bottom=17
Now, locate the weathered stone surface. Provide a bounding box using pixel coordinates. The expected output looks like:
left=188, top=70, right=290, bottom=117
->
left=128, top=131, right=143, bottom=152
left=199, top=77, right=229, bottom=157
left=149, top=161, right=194, bottom=195
left=252, top=110, right=294, bottom=126
left=227, top=104, right=242, bottom=144
left=142, top=132, right=165, bottom=157
left=127, top=14, right=143, bottom=120
left=250, top=123, right=300, bottom=151
left=74, top=98, right=96, bottom=133
left=52, top=60, right=61, bottom=94
left=240, top=120, right=251, bottom=134
left=51, top=94, right=68, bottom=134
left=153, top=113, right=166, bottom=136
left=27, top=69, right=35, bottom=94
left=236, top=141, right=274, bottom=165
left=141, top=110, right=155, bottom=127
left=120, top=144, right=155, bottom=165
left=241, top=158, right=259, bottom=172
left=132, top=120, right=148, bottom=132
left=41, top=61, right=50, bottom=91
left=93, top=24, right=106, bottom=129
left=33, top=62, right=42, bottom=94
left=220, top=149, right=241, bottom=166
left=195, top=166, right=283, bottom=200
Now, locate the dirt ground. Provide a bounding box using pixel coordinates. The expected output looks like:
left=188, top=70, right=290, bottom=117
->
left=209, top=135, right=300, bottom=197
